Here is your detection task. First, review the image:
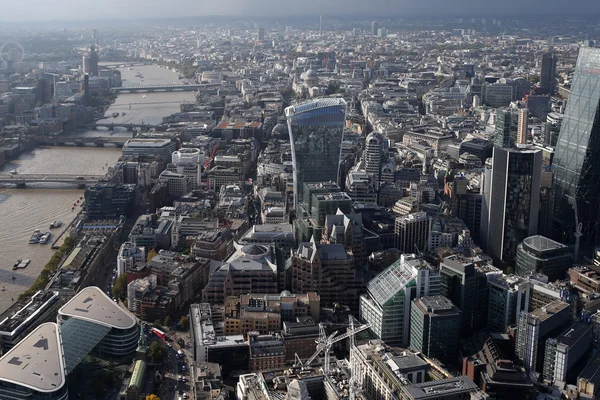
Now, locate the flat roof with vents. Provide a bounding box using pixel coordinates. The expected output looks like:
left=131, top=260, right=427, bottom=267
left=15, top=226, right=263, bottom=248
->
left=58, top=286, right=137, bottom=330
left=0, top=323, right=66, bottom=393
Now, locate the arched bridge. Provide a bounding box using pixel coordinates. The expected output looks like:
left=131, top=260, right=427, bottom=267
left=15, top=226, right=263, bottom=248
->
left=111, top=84, right=203, bottom=93
left=35, top=136, right=129, bottom=147
left=0, top=174, right=104, bottom=186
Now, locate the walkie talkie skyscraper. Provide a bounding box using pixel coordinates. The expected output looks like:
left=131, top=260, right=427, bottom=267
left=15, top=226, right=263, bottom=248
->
left=285, top=98, right=347, bottom=210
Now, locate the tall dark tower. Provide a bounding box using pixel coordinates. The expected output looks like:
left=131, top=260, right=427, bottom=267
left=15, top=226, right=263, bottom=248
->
left=553, top=47, right=600, bottom=247
left=88, top=44, right=99, bottom=77
left=540, top=53, right=557, bottom=94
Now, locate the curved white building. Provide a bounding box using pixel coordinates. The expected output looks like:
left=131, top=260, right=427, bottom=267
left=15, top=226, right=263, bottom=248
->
left=0, top=323, right=68, bottom=400
left=168, top=148, right=205, bottom=189
left=58, top=286, right=139, bottom=356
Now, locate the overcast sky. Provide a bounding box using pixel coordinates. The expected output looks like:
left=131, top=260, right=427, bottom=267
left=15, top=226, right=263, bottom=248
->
left=2, top=0, right=600, bottom=21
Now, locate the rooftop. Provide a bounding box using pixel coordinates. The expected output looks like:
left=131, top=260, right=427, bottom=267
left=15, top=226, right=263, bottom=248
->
left=0, top=323, right=66, bottom=393
left=529, top=300, right=570, bottom=322
left=401, top=375, right=479, bottom=399
left=58, top=286, right=137, bottom=329
left=415, top=296, right=459, bottom=315
left=521, top=235, right=569, bottom=256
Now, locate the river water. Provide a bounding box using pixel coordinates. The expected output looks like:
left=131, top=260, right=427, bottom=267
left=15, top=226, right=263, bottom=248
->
left=0, top=65, right=194, bottom=313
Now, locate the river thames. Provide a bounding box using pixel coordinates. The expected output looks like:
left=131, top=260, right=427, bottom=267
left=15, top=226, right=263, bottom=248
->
left=0, top=65, right=194, bottom=313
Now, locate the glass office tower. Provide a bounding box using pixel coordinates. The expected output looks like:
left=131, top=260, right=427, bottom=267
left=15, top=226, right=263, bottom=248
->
left=553, top=47, right=600, bottom=245
left=482, top=147, right=542, bottom=265
left=285, top=98, right=347, bottom=209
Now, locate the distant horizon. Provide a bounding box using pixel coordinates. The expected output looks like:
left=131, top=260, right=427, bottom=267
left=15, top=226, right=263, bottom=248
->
left=1, top=0, right=600, bottom=25
left=1, top=11, right=600, bottom=25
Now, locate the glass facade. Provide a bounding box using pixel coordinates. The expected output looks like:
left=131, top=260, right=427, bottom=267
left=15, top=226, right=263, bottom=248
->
left=515, top=235, right=573, bottom=281
left=484, top=147, right=541, bottom=264
left=553, top=47, right=600, bottom=244
left=494, top=109, right=518, bottom=148
left=285, top=98, right=347, bottom=209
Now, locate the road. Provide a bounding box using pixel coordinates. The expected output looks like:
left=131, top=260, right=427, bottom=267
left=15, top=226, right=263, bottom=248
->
left=153, top=328, right=194, bottom=400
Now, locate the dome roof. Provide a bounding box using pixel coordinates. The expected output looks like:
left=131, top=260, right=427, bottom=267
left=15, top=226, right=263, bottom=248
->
left=305, top=69, right=318, bottom=78
left=242, top=244, right=269, bottom=256
left=280, top=290, right=292, bottom=297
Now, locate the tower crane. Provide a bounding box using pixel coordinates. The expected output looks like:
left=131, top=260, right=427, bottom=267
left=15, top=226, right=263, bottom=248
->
left=295, top=317, right=370, bottom=376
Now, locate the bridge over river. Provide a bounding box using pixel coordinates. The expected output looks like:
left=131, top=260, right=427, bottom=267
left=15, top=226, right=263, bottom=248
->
left=0, top=174, right=104, bottom=187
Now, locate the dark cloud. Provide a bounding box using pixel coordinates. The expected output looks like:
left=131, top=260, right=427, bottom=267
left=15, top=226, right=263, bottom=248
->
left=2, top=0, right=600, bottom=21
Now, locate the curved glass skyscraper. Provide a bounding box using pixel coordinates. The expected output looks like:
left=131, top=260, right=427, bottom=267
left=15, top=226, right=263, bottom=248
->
left=553, top=47, right=600, bottom=245
left=285, top=98, right=347, bottom=209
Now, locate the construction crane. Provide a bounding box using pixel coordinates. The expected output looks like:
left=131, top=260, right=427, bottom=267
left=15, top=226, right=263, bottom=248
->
left=296, top=317, right=369, bottom=376
left=348, top=316, right=363, bottom=400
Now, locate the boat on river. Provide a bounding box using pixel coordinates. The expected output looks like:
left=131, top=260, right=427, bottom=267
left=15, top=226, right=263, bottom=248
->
left=13, top=259, right=30, bottom=270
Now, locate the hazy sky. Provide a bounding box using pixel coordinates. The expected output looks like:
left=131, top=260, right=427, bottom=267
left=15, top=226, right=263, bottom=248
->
left=3, top=0, right=600, bottom=21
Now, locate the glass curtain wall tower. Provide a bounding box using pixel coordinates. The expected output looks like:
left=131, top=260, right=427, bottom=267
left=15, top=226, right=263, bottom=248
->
left=285, top=98, right=347, bottom=210
left=553, top=47, right=600, bottom=246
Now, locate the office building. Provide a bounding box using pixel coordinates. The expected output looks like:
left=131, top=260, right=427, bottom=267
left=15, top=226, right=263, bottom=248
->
left=282, top=319, right=320, bottom=363
left=167, top=148, right=204, bottom=189
left=409, top=295, right=461, bottom=364
left=285, top=97, right=346, bottom=209
left=515, top=300, right=570, bottom=372
left=84, top=182, right=136, bottom=218
left=0, top=323, right=68, bottom=400
left=364, top=131, right=385, bottom=183
left=481, top=147, right=542, bottom=265
left=248, top=332, right=286, bottom=371
left=487, top=274, right=529, bottom=332
left=360, top=254, right=439, bottom=346
left=516, top=235, right=573, bottom=281
left=310, top=191, right=352, bottom=225
left=553, top=47, right=600, bottom=247
left=395, top=211, right=431, bottom=253
left=257, top=27, right=265, bottom=41
left=494, top=108, right=518, bottom=149
left=191, top=228, right=234, bottom=261
left=345, top=171, right=378, bottom=203
left=517, top=108, right=528, bottom=145
left=117, top=242, right=145, bottom=276
left=58, top=286, right=140, bottom=356
left=352, top=341, right=430, bottom=399
left=439, top=255, right=489, bottom=333
left=189, top=303, right=249, bottom=376
left=371, top=21, right=378, bottom=36
left=540, top=53, right=557, bottom=94
left=203, top=244, right=280, bottom=304
left=290, top=241, right=359, bottom=309
left=400, top=376, right=482, bottom=400
left=322, top=211, right=367, bottom=267
left=0, top=291, right=61, bottom=355
left=122, top=138, right=177, bottom=160
left=543, top=322, right=592, bottom=382
left=483, top=82, right=513, bottom=108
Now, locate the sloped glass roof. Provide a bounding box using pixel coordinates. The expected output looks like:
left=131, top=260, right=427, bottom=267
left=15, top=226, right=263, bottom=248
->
left=367, top=258, right=417, bottom=306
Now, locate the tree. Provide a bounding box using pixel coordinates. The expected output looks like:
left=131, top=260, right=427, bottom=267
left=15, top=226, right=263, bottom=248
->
left=146, top=395, right=161, bottom=400
left=507, top=266, right=515, bottom=275
left=163, top=315, right=171, bottom=327
left=146, top=248, right=158, bottom=263
left=112, top=274, right=128, bottom=300
left=180, top=316, right=189, bottom=330
left=148, top=342, right=167, bottom=363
